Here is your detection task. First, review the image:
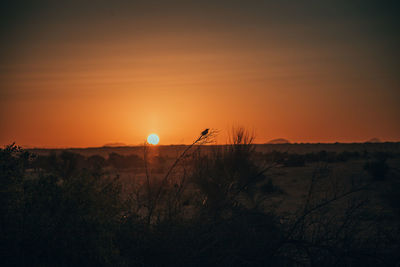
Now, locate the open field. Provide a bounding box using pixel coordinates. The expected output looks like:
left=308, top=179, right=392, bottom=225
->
left=26, top=142, right=400, bottom=220
left=3, top=141, right=400, bottom=266
left=27, top=142, right=400, bottom=157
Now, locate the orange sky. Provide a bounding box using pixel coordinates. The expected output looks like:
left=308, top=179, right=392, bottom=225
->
left=1, top=1, right=399, bottom=147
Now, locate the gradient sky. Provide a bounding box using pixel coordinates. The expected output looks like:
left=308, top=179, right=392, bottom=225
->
left=1, top=0, right=399, bottom=147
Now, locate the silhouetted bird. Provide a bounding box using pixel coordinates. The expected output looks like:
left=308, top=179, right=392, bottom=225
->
left=201, top=128, right=209, bottom=136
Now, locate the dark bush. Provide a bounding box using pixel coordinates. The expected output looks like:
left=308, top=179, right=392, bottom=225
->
left=108, top=152, right=143, bottom=170
left=336, top=151, right=361, bottom=162
left=1, top=144, right=123, bottom=266
left=260, top=178, right=283, bottom=194
left=364, top=155, right=389, bottom=181
left=87, top=154, right=107, bottom=169
left=284, top=153, right=305, bottom=167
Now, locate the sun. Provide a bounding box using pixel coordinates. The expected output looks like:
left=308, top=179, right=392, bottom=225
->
left=147, top=133, right=160, bottom=145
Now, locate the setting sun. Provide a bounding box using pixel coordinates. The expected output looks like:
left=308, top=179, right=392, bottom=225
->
left=147, top=134, right=160, bottom=145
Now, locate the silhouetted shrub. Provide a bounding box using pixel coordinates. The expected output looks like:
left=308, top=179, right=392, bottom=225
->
left=87, top=154, right=106, bottom=169
left=315, top=150, right=337, bottom=162
left=336, top=150, right=361, bottom=162
left=364, top=155, right=389, bottom=181
left=284, top=153, right=305, bottom=167
left=263, top=150, right=365, bottom=167
left=107, top=152, right=143, bottom=170
left=385, top=180, right=400, bottom=215
left=190, top=128, right=277, bottom=219
left=31, top=151, right=86, bottom=178
left=1, top=144, right=123, bottom=266
left=108, top=152, right=126, bottom=169
left=261, top=178, right=283, bottom=194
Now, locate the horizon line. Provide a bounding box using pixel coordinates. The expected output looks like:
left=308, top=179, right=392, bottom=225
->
left=17, top=141, right=400, bottom=150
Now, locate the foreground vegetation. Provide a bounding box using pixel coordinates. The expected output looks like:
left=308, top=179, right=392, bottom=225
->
left=2, top=130, right=400, bottom=266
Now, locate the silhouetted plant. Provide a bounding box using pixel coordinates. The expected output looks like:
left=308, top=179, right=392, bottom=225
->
left=260, top=178, right=283, bottom=194
left=191, top=127, right=277, bottom=218
left=364, top=153, right=389, bottom=181
left=140, top=128, right=216, bottom=225
left=284, top=153, right=306, bottom=167
left=107, top=152, right=143, bottom=170
left=1, top=144, right=123, bottom=266
left=274, top=164, right=398, bottom=266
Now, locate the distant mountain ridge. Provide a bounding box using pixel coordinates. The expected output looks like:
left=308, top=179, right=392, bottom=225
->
left=103, top=142, right=127, bottom=147
left=266, top=138, right=290, bottom=144
left=366, top=138, right=381, bottom=143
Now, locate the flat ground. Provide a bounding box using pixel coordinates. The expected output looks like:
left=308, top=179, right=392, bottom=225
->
left=28, top=143, right=400, bottom=219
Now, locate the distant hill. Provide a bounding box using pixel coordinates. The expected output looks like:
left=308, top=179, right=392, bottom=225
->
left=103, top=142, right=127, bottom=147
left=366, top=138, right=381, bottom=143
left=267, top=138, right=290, bottom=144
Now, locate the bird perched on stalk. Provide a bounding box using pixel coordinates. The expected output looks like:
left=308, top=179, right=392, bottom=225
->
left=201, top=128, right=209, bottom=136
